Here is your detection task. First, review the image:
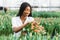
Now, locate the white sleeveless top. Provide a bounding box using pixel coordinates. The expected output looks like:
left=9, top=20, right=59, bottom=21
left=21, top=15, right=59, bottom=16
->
left=12, top=16, right=34, bottom=38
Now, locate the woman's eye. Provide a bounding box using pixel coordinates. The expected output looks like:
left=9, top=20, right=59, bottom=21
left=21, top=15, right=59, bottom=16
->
left=25, top=6, right=30, bottom=11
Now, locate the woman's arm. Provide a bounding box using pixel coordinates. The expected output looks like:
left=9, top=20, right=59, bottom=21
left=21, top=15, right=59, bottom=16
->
left=12, top=23, right=28, bottom=33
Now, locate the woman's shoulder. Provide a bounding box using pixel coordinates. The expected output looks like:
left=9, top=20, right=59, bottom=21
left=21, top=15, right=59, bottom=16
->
left=28, top=17, right=34, bottom=19
left=12, top=16, right=20, bottom=20
left=27, top=17, right=34, bottom=21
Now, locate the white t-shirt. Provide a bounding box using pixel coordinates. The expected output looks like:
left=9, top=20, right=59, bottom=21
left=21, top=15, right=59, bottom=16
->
left=12, top=16, right=34, bottom=38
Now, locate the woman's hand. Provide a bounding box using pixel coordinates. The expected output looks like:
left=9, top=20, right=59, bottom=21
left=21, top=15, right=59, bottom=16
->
left=31, top=21, right=45, bottom=33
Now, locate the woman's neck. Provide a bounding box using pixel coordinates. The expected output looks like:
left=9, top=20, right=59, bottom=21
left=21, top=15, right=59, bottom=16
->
left=20, top=15, right=27, bottom=24
left=20, top=15, right=27, bottom=20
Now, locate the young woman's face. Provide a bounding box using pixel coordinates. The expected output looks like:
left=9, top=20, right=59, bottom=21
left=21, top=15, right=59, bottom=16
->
left=22, top=6, right=30, bottom=17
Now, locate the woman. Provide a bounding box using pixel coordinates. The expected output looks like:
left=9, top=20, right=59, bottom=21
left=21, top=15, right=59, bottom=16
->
left=12, top=2, right=35, bottom=40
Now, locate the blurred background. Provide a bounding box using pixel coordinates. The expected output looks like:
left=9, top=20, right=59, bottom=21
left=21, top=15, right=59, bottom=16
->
left=0, top=0, right=60, bottom=11
left=0, top=0, right=60, bottom=40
